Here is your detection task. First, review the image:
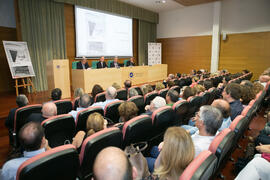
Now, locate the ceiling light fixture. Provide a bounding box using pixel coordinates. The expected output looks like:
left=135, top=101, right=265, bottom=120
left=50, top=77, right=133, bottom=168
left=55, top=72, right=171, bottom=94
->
left=155, top=0, right=166, bottom=4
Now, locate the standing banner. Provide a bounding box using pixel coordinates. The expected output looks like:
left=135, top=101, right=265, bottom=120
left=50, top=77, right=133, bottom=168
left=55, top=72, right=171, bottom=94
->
left=3, top=41, right=35, bottom=79
left=148, top=42, right=162, bottom=65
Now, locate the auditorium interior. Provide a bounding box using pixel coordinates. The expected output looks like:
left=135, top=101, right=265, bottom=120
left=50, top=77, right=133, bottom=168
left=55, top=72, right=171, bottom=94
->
left=0, top=0, right=270, bottom=179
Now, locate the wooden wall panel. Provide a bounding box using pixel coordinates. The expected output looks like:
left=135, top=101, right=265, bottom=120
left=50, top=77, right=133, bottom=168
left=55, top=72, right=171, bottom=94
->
left=157, top=36, right=212, bottom=75
left=219, top=31, right=270, bottom=80
left=64, top=4, right=139, bottom=83
left=0, top=27, right=17, bottom=93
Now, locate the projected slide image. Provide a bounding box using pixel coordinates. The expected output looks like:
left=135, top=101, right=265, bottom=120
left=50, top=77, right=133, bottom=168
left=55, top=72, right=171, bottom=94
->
left=75, top=6, right=133, bottom=57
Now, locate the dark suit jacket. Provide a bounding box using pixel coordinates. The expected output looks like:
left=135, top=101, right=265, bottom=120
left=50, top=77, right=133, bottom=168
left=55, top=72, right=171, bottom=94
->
left=5, top=108, right=17, bottom=130
left=26, top=113, right=46, bottom=124
left=126, top=61, right=135, bottom=67
left=97, top=61, right=107, bottom=69
left=110, top=62, right=120, bottom=68
left=77, top=61, right=90, bottom=69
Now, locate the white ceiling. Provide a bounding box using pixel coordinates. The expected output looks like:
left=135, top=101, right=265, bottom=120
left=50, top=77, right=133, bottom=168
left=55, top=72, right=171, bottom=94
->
left=118, top=0, right=184, bottom=13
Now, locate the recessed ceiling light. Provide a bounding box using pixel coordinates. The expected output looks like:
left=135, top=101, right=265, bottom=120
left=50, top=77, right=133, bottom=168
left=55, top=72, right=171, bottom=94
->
left=155, top=0, right=166, bottom=4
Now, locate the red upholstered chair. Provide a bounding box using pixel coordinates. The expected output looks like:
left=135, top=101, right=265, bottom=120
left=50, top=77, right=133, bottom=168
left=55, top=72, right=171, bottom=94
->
left=75, top=106, right=104, bottom=132
left=54, top=99, right=73, bottom=115
left=208, top=128, right=235, bottom=172
left=144, top=91, right=158, bottom=105
left=94, top=92, right=106, bottom=103
left=158, top=88, right=169, bottom=99
left=179, top=150, right=217, bottom=180
left=187, top=96, right=202, bottom=118
left=128, top=86, right=143, bottom=96
left=16, top=144, right=79, bottom=180
left=104, top=100, right=124, bottom=124
left=170, top=85, right=180, bottom=93
left=127, top=95, right=145, bottom=114
left=229, top=115, right=247, bottom=143
left=122, top=115, right=152, bottom=147
left=41, top=114, right=75, bottom=148
left=116, top=88, right=127, bottom=100
left=79, top=127, right=122, bottom=179
left=151, top=106, right=175, bottom=140
left=201, top=91, right=211, bottom=105
left=13, top=104, right=42, bottom=147
left=172, top=100, right=189, bottom=125
left=72, top=97, right=80, bottom=110
left=241, top=105, right=252, bottom=118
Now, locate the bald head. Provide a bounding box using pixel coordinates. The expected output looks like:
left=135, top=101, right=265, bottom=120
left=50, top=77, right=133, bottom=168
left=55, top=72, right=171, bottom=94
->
left=19, top=122, right=45, bottom=151
left=93, top=147, right=136, bottom=180
left=211, top=99, right=231, bottom=119
left=106, top=86, right=117, bottom=100
left=42, top=102, right=57, bottom=118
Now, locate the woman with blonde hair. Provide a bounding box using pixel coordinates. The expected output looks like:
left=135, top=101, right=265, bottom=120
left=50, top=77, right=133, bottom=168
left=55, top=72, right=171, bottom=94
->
left=72, top=112, right=107, bottom=149
left=147, top=127, right=194, bottom=180
left=155, top=82, right=165, bottom=92
left=193, top=84, right=205, bottom=95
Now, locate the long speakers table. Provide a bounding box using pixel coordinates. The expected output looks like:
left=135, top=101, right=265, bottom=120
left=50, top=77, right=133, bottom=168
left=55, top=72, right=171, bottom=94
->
left=72, top=64, right=167, bottom=93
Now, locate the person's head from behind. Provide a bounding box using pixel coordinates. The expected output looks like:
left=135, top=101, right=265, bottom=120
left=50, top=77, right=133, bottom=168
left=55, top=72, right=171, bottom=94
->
left=168, top=74, right=174, bottom=80
left=16, top=94, right=29, bottom=107
left=240, top=85, right=255, bottom=105
left=222, top=83, right=242, bottom=102
left=106, top=86, right=117, bottom=100
left=203, top=80, right=213, bottom=90
left=253, top=82, right=264, bottom=95
left=42, top=102, right=57, bottom=118
left=182, top=86, right=194, bottom=100
left=154, top=127, right=194, bottom=179
left=82, top=56, right=87, bottom=65
left=93, top=147, right=137, bottom=180
left=150, top=96, right=166, bottom=112
left=166, top=89, right=179, bottom=104
left=124, top=80, right=132, bottom=89
left=176, top=73, right=181, bottom=79
left=192, top=76, right=199, bottom=83
left=141, top=85, right=148, bottom=96
left=193, top=84, right=205, bottom=95
left=211, top=99, right=231, bottom=119
left=19, top=122, right=45, bottom=152
left=51, top=88, right=62, bottom=101
left=240, top=80, right=253, bottom=89
left=167, top=80, right=175, bottom=89
left=155, top=82, right=165, bottom=92
left=146, top=84, right=153, bottom=93
left=195, top=106, right=223, bottom=136
left=112, top=82, right=121, bottom=90
left=118, top=102, right=138, bottom=122
left=100, top=56, right=105, bottom=62
left=130, top=57, right=134, bottom=63
left=128, top=88, right=138, bottom=98
left=74, top=88, right=84, bottom=98
left=86, top=112, right=106, bottom=137
left=91, top=84, right=104, bottom=99
left=79, top=94, right=91, bottom=108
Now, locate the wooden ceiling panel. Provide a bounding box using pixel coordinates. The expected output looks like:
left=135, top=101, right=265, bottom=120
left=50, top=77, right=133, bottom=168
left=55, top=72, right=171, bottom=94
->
left=174, top=0, right=219, bottom=6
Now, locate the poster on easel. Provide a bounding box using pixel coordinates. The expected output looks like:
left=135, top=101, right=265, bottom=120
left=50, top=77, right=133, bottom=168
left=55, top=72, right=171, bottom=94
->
left=148, top=42, right=162, bottom=66
left=3, top=41, right=35, bottom=79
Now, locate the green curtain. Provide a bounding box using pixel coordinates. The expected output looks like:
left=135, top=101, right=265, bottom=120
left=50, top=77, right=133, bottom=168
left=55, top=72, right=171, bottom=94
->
left=18, top=0, right=66, bottom=91
left=53, top=0, right=158, bottom=24
left=138, top=20, right=157, bottom=65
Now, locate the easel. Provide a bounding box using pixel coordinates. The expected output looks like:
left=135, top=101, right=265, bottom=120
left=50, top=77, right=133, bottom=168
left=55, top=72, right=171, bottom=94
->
left=14, top=77, right=36, bottom=96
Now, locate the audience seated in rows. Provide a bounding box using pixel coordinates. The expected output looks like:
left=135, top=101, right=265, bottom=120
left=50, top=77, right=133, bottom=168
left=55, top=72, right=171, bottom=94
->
left=72, top=112, right=107, bottom=149
left=93, top=147, right=137, bottom=180
left=203, top=79, right=213, bottom=90
left=193, top=84, right=205, bottom=95
left=69, top=94, right=91, bottom=120
left=5, top=94, right=29, bottom=132
left=27, top=102, right=57, bottom=124
left=51, top=88, right=62, bottom=101
left=166, top=89, right=179, bottom=106
left=144, top=96, right=166, bottom=116
left=91, top=84, right=104, bottom=102
left=91, top=86, right=119, bottom=109
left=74, top=88, right=84, bottom=99
left=1, top=122, right=48, bottom=180
left=179, top=86, right=195, bottom=100
left=167, top=80, right=175, bottom=89
left=222, top=83, right=244, bottom=120
left=115, top=102, right=138, bottom=130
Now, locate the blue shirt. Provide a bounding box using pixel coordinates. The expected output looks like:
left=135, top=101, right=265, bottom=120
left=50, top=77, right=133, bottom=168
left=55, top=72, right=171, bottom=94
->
left=218, top=116, right=232, bottom=132
left=68, top=107, right=86, bottom=121
left=229, top=100, right=244, bottom=120
left=1, top=148, right=45, bottom=180
left=91, top=99, right=119, bottom=109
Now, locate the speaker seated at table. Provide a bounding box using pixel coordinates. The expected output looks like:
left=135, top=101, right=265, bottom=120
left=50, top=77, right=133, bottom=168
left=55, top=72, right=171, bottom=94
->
left=96, top=56, right=107, bottom=69
left=109, top=56, right=120, bottom=68
left=77, top=57, right=89, bottom=69
left=125, top=57, right=135, bottom=67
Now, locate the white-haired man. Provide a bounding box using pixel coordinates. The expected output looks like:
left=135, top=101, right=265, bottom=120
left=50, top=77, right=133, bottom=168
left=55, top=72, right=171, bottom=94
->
left=91, top=86, right=119, bottom=109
